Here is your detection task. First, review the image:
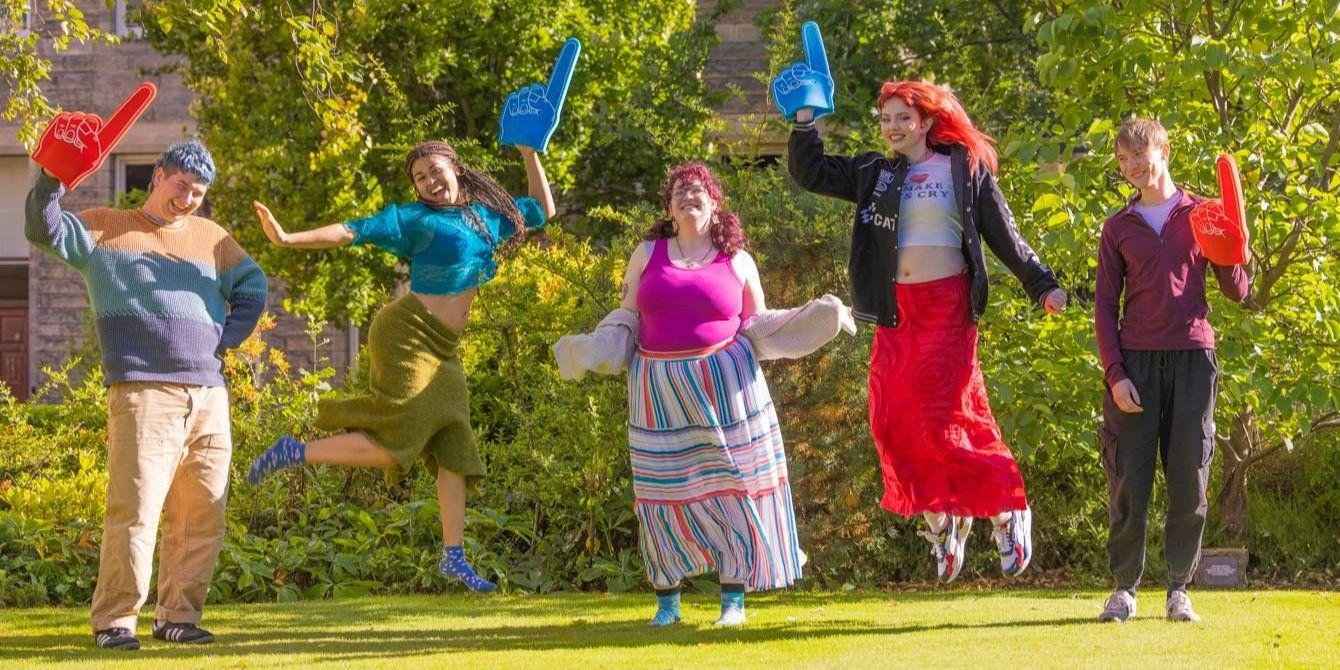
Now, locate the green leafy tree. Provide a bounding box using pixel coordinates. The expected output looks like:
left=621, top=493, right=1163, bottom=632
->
left=1, top=0, right=118, bottom=146
left=137, top=0, right=734, bottom=325
left=1027, top=0, right=1340, bottom=539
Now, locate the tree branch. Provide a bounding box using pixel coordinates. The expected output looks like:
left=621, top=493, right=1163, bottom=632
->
left=1314, top=105, right=1340, bottom=191
left=1245, top=412, right=1340, bottom=468
left=1250, top=215, right=1307, bottom=308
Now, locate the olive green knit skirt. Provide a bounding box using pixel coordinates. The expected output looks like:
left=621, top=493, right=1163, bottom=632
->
left=314, top=293, right=483, bottom=486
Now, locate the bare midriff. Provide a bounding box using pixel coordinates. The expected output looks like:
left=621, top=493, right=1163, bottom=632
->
left=897, top=246, right=966, bottom=284
left=414, top=288, right=477, bottom=334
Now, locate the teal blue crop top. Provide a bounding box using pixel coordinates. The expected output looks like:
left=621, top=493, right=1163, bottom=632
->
left=343, top=197, right=546, bottom=295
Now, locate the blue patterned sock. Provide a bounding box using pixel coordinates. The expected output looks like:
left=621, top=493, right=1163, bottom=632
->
left=247, top=435, right=306, bottom=485
left=648, top=592, right=681, bottom=627
left=439, top=545, right=497, bottom=592
left=721, top=590, right=745, bottom=612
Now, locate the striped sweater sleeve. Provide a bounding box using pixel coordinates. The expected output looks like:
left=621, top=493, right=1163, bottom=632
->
left=25, top=171, right=96, bottom=268
left=217, top=239, right=269, bottom=353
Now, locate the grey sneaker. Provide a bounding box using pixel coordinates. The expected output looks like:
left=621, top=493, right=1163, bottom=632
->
left=1098, top=589, right=1137, bottom=622
left=1165, top=589, right=1201, bottom=622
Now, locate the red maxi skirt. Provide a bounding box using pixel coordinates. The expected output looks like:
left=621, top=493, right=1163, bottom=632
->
left=867, top=272, right=1028, bottom=518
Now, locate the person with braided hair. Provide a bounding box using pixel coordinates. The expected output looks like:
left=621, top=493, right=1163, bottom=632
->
left=246, top=140, right=554, bottom=592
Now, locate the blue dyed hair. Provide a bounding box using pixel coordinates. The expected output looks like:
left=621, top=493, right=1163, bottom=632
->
left=154, top=139, right=216, bottom=186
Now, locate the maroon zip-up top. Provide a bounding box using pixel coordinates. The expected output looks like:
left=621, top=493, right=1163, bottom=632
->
left=1094, top=189, right=1250, bottom=387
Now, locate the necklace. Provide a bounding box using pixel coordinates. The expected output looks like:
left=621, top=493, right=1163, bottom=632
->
left=673, top=236, right=715, bottom=267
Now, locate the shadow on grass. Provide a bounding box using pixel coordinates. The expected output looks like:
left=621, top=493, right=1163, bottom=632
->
left=1, top=597, right=1098, bottom=665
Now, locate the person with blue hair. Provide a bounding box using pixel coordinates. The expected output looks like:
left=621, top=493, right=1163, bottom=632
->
left=25, top=136, right=268, bottom=650
left=155, top=138, right=218, bottom=184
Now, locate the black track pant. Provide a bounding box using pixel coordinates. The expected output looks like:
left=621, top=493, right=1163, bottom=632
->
left=1100, top=349, right=1217, bottom=592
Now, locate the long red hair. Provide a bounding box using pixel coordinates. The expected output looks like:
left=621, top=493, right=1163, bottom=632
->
left=644, top=162, right=748, bottom=256
left=877, top=81, right=998, bottom=175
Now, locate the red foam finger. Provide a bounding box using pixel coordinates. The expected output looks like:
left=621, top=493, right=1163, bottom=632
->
left=98, top=82, right=157, bottom=153
left=1189, top=200, right=1248, bottom=266
left=1216, top=153, right=1247, bottom=240
left=78, top=114, right=104, bottom=139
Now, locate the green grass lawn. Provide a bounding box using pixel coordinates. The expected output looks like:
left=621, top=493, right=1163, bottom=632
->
left=3, top=589, right=1335, bottom=669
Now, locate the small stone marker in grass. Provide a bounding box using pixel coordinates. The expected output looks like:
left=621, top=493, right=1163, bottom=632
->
left=1196, top=548, right=1249, bottom=587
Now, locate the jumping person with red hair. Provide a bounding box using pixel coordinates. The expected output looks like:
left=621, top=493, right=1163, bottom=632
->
left=772, top=24, right=1067, bottom=583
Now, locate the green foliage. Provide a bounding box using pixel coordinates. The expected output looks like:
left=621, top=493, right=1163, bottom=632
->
left=0, top=0, right=119, bottom=146
left=759, top=0, right=1051, bottom=150
left=1, top=182, right=1336, bottom=607
left=2, top=0, right=1337, bottom=609
left=136, top=0, right=733, bottom=324
left=1029, top=0, right=1340, bottom=429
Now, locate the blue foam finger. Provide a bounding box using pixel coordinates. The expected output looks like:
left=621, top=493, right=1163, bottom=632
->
left=545, top=38, right=581, bottom=115
left=801, top=22, right=830, bottom=79
left=771, top=23, right=835, bottom=121
left=499, top=37, right=582, bottom=152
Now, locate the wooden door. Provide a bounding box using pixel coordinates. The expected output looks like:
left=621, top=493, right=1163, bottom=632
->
left=0, top=304, right=28, bottom=400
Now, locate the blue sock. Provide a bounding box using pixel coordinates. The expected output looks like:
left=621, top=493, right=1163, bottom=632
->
left=721, top=590, right=745, bottom=612
left=439, top=545, right=496, bottom=592
left=247, top=435, right=306, bottom=485
left=648, top=592, right=681, bottom=627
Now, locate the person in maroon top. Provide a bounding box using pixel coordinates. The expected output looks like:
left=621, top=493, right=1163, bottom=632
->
left=1094, top=117, right=1250, bottom=624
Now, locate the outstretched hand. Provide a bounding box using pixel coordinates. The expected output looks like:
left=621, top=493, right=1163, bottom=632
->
left=32, top=83, right=157, bottom=191
left=770, top=22, right=834, bottom=121
left=499, top=38, right=581, bottom=153
left=252, top=201, right=290, bottom=247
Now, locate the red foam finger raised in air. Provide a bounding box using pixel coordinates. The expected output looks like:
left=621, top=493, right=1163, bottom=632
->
left=99, top=82, right=157, bottom=150
left=30, top=83, right=157, bottom=191
left=1216, top=153, right=1246, bottom=238
left=1189, top=199, right=1248, bottom=266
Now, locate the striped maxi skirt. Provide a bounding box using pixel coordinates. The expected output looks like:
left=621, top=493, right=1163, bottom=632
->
left=627, top=337, right=803, bottom=591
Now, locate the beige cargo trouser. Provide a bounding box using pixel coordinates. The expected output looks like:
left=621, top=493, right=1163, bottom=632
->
left=90, top=381, right=231, bottom=633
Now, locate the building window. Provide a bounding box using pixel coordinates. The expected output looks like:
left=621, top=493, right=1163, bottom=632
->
left=0, top=158, right=31, bottom=263
left=0, top=263, right=26, bottom=301
left=114, top=0, right=144, bottom=38
left=6, top=0, right=33, bottom=36
left=115, top=155, right=157, bottom=208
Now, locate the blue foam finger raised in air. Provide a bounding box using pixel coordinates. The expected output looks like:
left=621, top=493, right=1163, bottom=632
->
left=802, top=22, right=830, bottom=79
left=545, top=38, right=581, bottom=115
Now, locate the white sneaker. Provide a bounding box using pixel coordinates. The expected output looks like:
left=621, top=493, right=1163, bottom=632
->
left=991, top=507, right=1033, bottom=577
left=919, top=514, right=972, bottom=582
left=1165, top=589, right=1201, bottom=622
left=714, top=605, right=746, bottom=627
left=1099, top=589, right=1137, bottom=622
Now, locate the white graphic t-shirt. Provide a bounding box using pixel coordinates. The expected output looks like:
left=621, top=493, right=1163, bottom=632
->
left=897, top=153, right=962, bottom=248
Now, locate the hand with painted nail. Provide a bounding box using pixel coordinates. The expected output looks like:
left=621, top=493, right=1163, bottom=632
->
left=31, top=83, right=157, bottom=190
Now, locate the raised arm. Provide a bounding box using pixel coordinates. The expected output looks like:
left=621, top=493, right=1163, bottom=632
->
left=788, top=112, right=862, bottom=202
left=25, top=170, right=96, bottom=268
left=252, top=201, right=355, bottom=249
left=519, top=147, right=557, bottom=219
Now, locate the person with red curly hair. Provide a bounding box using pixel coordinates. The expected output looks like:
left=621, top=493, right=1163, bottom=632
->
left=783, top=74, right=1068, bottom=583
left=618, top=162, right=803, bottom=628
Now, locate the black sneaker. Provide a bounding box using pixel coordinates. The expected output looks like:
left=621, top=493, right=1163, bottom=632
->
left=152, top=620, right=216, bottom=644
left=94, top=627, right=141, bottom=650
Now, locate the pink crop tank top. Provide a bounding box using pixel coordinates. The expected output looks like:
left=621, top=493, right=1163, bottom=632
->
left=636, top=237, right=744, bottom=352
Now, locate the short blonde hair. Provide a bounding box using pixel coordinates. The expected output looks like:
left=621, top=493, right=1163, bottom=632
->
left=1115, top=116, right=1168, bottom=153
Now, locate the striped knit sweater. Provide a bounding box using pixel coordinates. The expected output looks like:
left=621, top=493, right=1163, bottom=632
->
left=25, top=172, right=267, bottom=387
